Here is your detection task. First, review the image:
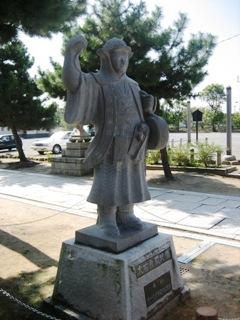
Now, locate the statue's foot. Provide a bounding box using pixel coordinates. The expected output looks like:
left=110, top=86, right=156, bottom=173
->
left=100, top=223, right=120, bottom=237
left=117, top=214, right=143, bottom=231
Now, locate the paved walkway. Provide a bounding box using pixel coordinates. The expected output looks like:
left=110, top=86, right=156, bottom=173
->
left=0, top=169, right=240, bottom=243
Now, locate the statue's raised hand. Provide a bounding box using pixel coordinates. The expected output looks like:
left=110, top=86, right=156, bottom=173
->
left=66, top=34, right=88, bottom=55
left=63, top=34, right=87, bottom=91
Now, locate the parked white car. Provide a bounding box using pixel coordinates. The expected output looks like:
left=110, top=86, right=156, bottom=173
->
left=31, top=131, right=72, bottom=155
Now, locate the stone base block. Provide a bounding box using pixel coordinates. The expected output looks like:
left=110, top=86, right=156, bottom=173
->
left=51, top=168, right=92, bottom=176
left=62, top=149, right=86, bottom=158
left=66, top=142, right=90, bottom=150
left=49, top=234, right=185, bottom=320
left=75, top=222, right=158, bottom=253
left=52, top=157, right=85, bottom=164
left=51, top=157, right=93, bottom=176
left=51, top=141, right=92, bottom=176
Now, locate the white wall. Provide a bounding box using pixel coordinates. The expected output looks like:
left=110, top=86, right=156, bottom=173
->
left=0, top=127, right=11, bottom=134
left=0, top=127, right=50, bottom=135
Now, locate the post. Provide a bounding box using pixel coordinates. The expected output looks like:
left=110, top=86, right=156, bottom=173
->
left=187, top=101, right=191, bottom=143
left=226, top=86, right=232, bottom=155
left=196, top=120, right=199, bottom=142
left=190, top=148, right=194, bottom=163
left=180, top=138, right=183, bottom=148
left=195, top=306, right=218, bottom=320
left=217, top=151, right=222, bottom=166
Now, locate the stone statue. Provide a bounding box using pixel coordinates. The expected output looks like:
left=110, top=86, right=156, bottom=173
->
left=63, top=35, right=167, bottom=237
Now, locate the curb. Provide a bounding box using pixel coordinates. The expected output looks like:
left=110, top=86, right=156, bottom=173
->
left=147, top=165, right=237, bottom=176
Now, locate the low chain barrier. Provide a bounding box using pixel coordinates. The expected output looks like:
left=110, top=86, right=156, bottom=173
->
left=1, top=287, right=240, bottom=320
left=0, top=288, right=61, bottom=320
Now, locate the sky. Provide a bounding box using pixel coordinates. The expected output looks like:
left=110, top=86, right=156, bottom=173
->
left=20, top=0, right=240, bottom=110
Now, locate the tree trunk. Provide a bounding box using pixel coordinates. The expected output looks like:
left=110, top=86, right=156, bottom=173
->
left=160, top=147, right=173, bottom=180
left=11, top=126, right=28, bottom=162
left=176, top=120, right=180, bottom=132
left=212, top=120, right=217, bottom=132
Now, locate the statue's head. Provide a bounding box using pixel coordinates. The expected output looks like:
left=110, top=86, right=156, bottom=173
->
left=97, top=38, right=133, bottom=76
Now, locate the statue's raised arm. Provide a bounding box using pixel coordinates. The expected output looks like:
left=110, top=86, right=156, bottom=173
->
left=62, top=34, right=88, bottom=92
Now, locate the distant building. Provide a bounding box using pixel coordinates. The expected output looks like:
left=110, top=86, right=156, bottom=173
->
left=0, top=127, right=10, bottom=134
left=0, top=127, right=51, bottom=137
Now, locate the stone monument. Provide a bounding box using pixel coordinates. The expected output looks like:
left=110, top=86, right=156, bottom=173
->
left=46, top=34, right=186, bottom=320
left=51, top=124, right=93, bottom=176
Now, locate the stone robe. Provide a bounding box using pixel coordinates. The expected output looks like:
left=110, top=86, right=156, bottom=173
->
left=65, top=72, right=154, bottom=206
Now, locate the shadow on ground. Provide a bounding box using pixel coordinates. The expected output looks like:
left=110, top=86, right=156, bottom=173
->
left=0, top=230, right=58, bottom=268
left=0, top=229, right=58, bottom=319
left=0, top=254, right=239, bottom=319
left=147, top=170, right=240, bottom=197
left=0, top=267, right=56, bottom=320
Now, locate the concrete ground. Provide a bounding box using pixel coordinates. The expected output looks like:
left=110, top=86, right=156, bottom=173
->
left=0, top=168, right=240, bottom=243
left=0, top=166, right=240, bottom=319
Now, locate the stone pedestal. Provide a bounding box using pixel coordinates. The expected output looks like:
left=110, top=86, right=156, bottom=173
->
left=51, top=141, right=93, bottom=176
left=48, top=233, right=185, bottom=320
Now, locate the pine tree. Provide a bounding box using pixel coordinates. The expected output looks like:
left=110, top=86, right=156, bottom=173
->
left=0, top=40, right=58, bottom=162
left=38, top=0, right=216, bottom=178
left=0, top=0, right=86, bottom=43
left=63, top=0, right=216, bottom=101
left=40, top=0, right=216, bottom=104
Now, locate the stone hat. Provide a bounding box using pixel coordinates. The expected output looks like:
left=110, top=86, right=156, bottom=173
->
left=98, top=38, right=133, bottom=56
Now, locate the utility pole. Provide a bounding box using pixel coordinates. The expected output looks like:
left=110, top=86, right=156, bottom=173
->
left=187, top=100, right=191, bottom=143
left=226, top=86, right=232, bottom=155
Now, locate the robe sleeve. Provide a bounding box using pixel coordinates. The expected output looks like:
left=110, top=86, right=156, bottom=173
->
left=64, top=72, right=99, bottom=125
left=140, top=90, right=157, bottom=116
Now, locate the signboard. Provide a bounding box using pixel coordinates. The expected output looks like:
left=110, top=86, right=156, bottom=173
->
left=133, top=247, right=172, bottom=279
left=192, top=109, right=203, bottom=122
left=192, top=109, right=203, bottom=142
left=144, top=271, right=172, bottom=307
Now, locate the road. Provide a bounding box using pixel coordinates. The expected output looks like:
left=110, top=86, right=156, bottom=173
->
left=0, top=138, right=44, bottom=157
left=0, top=132, right=240, bottom=159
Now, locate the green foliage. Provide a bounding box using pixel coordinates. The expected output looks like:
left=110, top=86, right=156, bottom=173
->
left=147, top=142, right=222, bottom=168
left=37, top=60, right=66, bottom=100
left=201, top=83, right=226, bottom=132
left=146, top=150, right=160, bottom=165
left=196, top=142, right=222, bottom=167
left=0, top=0, right=86, bottom=43
left=71, top=0, right=216, bottom=101
left=40, top=0, right=216, bottom=103
left=55, top=108, right=75, bottom=130
left=168, top=145, right=191, bottom=166
left=162, top=101, right=187, bottom=131
left=0, top=40, right=57, bottom=131
left=203, top=108, right=225, bottom=132
left=232, top=113, right=240, bottom=129
left=201, top=83, right=226, bottom=109
left=166, top=142, right=222, bottom=168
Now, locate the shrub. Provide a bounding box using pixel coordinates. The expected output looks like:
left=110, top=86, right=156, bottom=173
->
left=196, top=142, right=222, bottom=167
left=146, top=142, right=222, bottom=168
left=168, top=145, right=191, bottom=167
left=146, top=150, right=160, bottom=165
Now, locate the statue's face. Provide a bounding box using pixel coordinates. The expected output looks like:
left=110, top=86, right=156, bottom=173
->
left=110, top=49, right=129, bottom=75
